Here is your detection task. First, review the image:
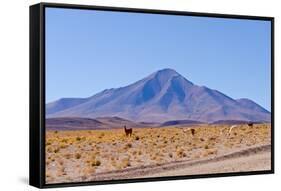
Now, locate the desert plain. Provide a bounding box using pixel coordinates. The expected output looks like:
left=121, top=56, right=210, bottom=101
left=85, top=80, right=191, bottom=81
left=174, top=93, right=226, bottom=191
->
left=45, top=123, right=271, bottom=184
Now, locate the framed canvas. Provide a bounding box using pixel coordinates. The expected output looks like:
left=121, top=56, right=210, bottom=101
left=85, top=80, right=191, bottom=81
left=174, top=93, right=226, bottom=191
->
left=29, top=2, right=274, bottom=188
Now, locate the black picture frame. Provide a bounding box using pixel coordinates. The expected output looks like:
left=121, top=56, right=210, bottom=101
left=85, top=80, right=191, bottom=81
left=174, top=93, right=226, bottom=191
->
left=29, top=2, right=275, bottom=189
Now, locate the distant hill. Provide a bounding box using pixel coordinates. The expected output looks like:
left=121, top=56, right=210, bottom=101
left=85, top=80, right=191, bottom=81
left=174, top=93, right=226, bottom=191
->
left=46, top=68, right=271, bottom=123
left=46, top=117, right=150, bottom=131
left=95, top=116, right=145, bottom=128
left=46, top=116, right=269, bottom=131
left=212, top=120, right=269, bottom=125
left=46, top=98, right=89, bottom=115
left=46, top=117, right=103, bottom=130
left=211, top=120, right=252, bottom=125
left=161, top=120, right=205, bottom=127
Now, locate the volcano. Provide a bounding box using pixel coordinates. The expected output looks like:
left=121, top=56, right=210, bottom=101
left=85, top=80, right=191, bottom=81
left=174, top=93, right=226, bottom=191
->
left=46, top=68, right=270, bottom=123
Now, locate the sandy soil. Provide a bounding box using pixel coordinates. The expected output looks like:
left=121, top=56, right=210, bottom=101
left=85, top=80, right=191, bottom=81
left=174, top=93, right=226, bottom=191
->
left=141, top=145, right=271, bottom=178
left=69, top=144, right=271, bottom=181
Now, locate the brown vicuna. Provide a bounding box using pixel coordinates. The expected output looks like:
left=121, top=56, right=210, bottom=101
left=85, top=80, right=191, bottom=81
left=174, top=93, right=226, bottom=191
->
left=124, top=126, right=132, bottom=137
left=191, top=129, right=195, bottom=136
left=247, top=123, right=254, bottom=127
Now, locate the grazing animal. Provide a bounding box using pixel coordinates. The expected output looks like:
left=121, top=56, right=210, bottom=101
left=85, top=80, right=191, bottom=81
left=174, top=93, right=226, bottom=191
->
left=228, top=125, right=238, bottom=134
left=124, top=126, right=132, bottom=137
left=247, top=123, right=254, bottom=127
left=190, top=129, right=195, bottom=136
left=182, top=129, right=188, bottom=133
left=182, top=128, right=195, bottom=136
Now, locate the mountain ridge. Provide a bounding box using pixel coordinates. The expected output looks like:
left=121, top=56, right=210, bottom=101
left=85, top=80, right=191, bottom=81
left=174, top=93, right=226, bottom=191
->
left=46, top=68, right=270, bottom=123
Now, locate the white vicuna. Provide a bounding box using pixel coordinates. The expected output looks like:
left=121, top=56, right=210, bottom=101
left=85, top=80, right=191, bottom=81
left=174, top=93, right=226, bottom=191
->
left=229, top=125, right=239, bottom=134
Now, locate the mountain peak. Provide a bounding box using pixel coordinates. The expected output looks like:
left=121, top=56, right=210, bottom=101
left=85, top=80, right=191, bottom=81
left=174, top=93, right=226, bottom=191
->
left=154, top=68, right=179, bottom=77
left=151, top=68, right=194, bottom=87
left=157, top=68, right=178, bottom=73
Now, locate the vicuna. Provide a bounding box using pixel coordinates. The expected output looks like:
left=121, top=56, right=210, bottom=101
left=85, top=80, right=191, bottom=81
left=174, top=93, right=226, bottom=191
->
left=124, top=125, right=132, bottom=137
left=247, top=123, right=254, bottom=127
left=191, top=129, right=195, bottom=136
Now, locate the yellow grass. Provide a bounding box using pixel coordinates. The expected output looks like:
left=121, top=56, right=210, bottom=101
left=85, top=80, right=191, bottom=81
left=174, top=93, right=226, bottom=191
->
left=45, top=124, right=271, bottom=183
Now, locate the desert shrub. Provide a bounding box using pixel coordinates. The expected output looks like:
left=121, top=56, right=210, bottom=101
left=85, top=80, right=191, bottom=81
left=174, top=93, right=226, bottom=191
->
left=124, top=143, right=132, bottom=149
left=76, top=136, right=81, bottom=141
left=151, top=155, right=157, bottom=160
left=59, top=143, right=68, bottom=149
left=176, top=148, right=186, bottom=158
left=204, top=145, right=209, bottom=149
left=61, top=138, right=68, bottom=143
left=75, top=153, right=81, bottom=159
left=168, top=153, right=173, bottom=158
left=96, top=160, right=101, bottom=166
left=46, top=147, right=53, bottom=153
left=88, top=154, right=100, bottom=166
left=122, top=158, right=131, bottom=167
left=46, top=172, right=52, bottom=178
left=58, top=159, right=64, bottom=165
left=98, top=133, right=105, bottom=139
left=54, top=148, right=60, bottom=153
left=91, top=160, right=101, bottom=166
left=207, top=149, right=217, bottom=155
left=135, top=136, right=140, bottom=141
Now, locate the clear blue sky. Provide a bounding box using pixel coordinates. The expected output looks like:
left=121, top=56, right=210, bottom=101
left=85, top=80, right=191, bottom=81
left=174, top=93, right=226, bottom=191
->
left=45, top=7, right=271, bottom=110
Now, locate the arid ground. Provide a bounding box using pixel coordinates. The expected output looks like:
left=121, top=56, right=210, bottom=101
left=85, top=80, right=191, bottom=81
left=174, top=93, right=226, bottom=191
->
left=45, top=124, right=271, bottom=184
